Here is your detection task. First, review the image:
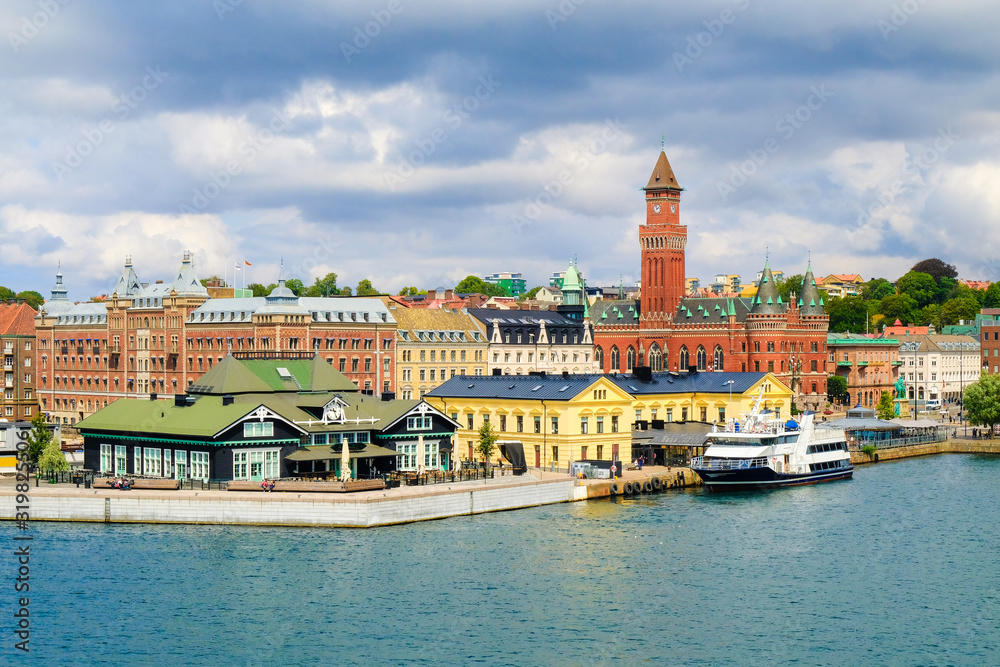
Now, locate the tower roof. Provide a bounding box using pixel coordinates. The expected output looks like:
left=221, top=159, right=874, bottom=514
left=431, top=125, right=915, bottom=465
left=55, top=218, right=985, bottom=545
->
left=562, top=262, right=582, bottom=290
left=750, top=258, right=783, bottom=314
left=113, top=257, right=142, bottom=298
left=171, top=252, right=209, bottom=297
left=643, top=150, right=681, bottom=191
left=798, top=259, right=825, bottom=315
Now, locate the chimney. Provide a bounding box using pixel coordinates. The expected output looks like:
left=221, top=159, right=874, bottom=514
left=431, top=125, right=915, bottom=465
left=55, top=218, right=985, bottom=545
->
left=445, top=289, right=453, bottom=300
left=149, top=393, right=157, bottom=401
left=174, top=394, right=188, bottom=407
left=222, top=394, right=234, bottom=406
left=427, top=289, right=437, bottom=301
left=562, top=370, right=570, bottom=378
left=633, top=366, right=652, bottom=382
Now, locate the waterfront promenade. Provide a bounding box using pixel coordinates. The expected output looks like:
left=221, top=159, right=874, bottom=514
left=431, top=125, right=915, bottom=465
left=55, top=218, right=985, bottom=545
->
left=0, top=465, right=695, bottom=528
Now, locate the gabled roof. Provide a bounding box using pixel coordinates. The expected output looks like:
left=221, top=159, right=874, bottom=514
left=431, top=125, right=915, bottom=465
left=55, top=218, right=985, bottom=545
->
left=644, top=150, right=681, bottom=191
left=0, top=302, right=38, bottom=336
left=591, top=299, right=640, bottom=325
left=187, top=355, right=359, bottom=395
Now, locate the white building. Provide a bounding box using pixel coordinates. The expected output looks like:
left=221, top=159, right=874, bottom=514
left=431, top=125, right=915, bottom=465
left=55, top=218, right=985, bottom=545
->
left=897, top=334, right=981, bottom=406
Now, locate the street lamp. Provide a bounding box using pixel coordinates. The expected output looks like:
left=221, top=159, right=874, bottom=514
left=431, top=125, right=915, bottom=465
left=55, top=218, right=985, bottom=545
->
left=725, top=380, right=735, bottom=423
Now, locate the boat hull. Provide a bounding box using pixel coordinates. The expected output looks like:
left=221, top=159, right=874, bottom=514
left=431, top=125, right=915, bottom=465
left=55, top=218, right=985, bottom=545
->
left=692, top=465, right=854, bottom=492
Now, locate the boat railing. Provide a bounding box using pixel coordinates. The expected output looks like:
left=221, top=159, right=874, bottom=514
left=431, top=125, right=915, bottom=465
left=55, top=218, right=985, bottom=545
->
left=691, top=456, right=809, bottom=475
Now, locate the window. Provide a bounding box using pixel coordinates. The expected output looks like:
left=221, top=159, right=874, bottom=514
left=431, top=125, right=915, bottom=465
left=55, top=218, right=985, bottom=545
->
left=627, top=347, right=635, bottom=371
left=499, top=415, right=506, bottom=431
left=700, top=407, right=707, bottom=422
left=767, top=342, right=775, bottom=353
left=551, top=417, right=559, bottom=434
left=419, top=369, right=426, bottom=381
left=232, top=450, right=280, bottom=480
left=580, top=417, right=588, bottom=434
left=768, top=361, right=774, bottom=372
left=407, top=416, right=432, bottom=430
left=551, top=446, right=558, bottom=462
left=718, top=408, right=726, bottom=422
left=534, top=416, right=541, bottom=433
left=679, top=346, right=689, bottom=369
left=714, top=346, right=724, bottom=371
left=243, top=422, right=274, bottom=438
left=611, top=415, right=619, bottom=433
left=610, top=346, right=620, bottom=372
left=115, top=446, right=127, bottom=475
left=339, top=358, right=347, bottom=372
left=134, top=447, right=142, bottom=474
left=596, top=416, right=604, bottom=433
left=467, top=414, right=474, bottom=430
left=516, top=415, right=524, bottom=432
left=696, top=346, right=706, bottom=371
left=100, top=444, right=112, bottom=473
left=811, top=360, right=818, bottom=372
left=681, top=407, right=689, bottom=421
left=144, top=448, right=162, bottom=476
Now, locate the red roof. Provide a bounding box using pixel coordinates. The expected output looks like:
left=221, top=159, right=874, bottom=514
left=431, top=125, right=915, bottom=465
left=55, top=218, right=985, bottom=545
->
left=0, top=302, right=37, bottom=336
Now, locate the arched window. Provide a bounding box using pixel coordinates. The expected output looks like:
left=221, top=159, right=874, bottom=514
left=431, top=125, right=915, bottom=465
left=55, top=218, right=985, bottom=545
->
left=626, top=346, right=636, bottom=371
left=610, top=346, right=620, bottom=372
left=595, top=346, right=604, bottom=368
left=679, top=345, right=689, bottom=369
left=696, top=346, right=706, bottom=371
left=649, top=344, right=663, bottom=372
left=714, top=346, right=724, bottom=371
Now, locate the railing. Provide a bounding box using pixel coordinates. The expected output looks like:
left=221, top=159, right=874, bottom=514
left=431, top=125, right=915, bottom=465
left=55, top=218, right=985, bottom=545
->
left=690, top=456, right=809, bottom=474
left=849, top=432, right=947, bottom=451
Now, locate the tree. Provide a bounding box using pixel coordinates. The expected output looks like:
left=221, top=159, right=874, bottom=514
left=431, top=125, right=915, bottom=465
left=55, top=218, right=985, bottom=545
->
left=199, top=275, right=222, bottom=287
left=776, top=274, right=803, bottom=304
left=247, top=282, right=269, bottom=297
left=964, top=373, right=1000, bottom=437
left=875, top=390, right=896, bottom=420
left=25, top=412, right=52, bottom=466
left=355, top=279, right=379, bottom=296
left=16, top=291, right=44, bottom=309
left=827, top=375, right=849, bottom=406
left=285, top=278, right=305, bottom=296
left=984, top=283, right=1000, bottom=309
left=38, top=432, right=69, bottom=473
left=939, top=297, right=980, bottom=326
left=879, top=293, right=919, bottom=325
left=862, top=278, right=895, bottom=301
left=896, top=271, right=938, bottom=308
left=455, top=276, right=510, bottom=298
left=305, top=273, right=340, bottom=297
left=398, top=286, right=419, bottom=297
left=0, top=286, right=14, bottom=301
left=476, top=419, right=499, bottom=463
left=826, top=296, right=868, bottom=333
left=911, top=258, right=958, bottom=283
left=339, top=286, right=352, bottom=296
left=523, top=286, right=543, bottom=300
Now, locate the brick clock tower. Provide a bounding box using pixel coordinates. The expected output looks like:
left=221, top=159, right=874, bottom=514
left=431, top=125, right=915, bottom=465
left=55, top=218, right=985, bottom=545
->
left=639, top=151, right=686, bottom=328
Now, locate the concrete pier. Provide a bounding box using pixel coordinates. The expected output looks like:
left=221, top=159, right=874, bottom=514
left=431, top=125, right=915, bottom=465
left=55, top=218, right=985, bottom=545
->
left=0, top=467, right=698, bottom=528
left=851, top=438, right=1000, bottom=465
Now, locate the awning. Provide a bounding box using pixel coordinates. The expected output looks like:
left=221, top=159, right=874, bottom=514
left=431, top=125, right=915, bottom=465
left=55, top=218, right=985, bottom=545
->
left=284, top=444, right=403, bottom=462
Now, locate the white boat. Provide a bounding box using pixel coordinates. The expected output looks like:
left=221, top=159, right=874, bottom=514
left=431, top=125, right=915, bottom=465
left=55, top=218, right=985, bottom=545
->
left=690, top=390, right=852, bottom=491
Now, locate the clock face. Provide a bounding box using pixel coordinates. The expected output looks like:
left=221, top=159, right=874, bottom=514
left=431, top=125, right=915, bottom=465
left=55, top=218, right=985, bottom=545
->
left=670, top=204, right=676, bottom=213
left=653, top=204, right=660, bottom=213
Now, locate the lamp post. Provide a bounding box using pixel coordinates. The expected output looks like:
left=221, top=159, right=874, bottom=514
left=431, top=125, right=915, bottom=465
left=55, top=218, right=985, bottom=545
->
left=725, top=380, right=735, bottom=422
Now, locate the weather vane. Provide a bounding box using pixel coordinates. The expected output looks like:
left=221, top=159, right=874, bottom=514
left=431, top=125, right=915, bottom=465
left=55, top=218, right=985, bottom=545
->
left=660, top=133, right=665, bottom=151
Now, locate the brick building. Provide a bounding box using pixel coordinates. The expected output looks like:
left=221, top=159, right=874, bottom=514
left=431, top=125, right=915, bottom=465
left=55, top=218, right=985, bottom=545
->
left=826, top=333, right=901, bottom=408
left=980, top=309, right=1000, bottom=375
left=590, top=151, right=830, bottom=409
left=1, top=301, right=38, bottom=421
left=36, top=256, right=397, bottom=426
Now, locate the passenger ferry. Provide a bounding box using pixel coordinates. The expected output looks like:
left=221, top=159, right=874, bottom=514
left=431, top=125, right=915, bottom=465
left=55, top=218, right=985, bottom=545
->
left=690, top=392, right=852, bottom=492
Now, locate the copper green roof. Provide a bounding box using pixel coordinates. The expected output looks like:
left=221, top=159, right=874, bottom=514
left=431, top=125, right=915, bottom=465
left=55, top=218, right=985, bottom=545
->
left=188, top=354, right=358, bottom=395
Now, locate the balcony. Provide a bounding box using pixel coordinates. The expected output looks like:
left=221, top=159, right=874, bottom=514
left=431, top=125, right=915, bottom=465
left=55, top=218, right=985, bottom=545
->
left=169, top=344, right=179, bottom=355
left=857, top=361, right=869, bottom=367
left=111, top=345, right=121, bottom=354
left=891, top=360, right=903, bottom=366
left=836, top=361, right=852, bottom=367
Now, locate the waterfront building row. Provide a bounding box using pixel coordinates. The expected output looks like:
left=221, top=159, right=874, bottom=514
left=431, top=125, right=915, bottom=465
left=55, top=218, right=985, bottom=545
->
left=1, top=301, right=37, bottom=421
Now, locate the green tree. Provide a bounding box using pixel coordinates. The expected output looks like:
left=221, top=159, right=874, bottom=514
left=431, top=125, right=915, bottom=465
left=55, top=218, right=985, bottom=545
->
left=305, top=273, right=340, bottom=297
left=862, top=278, right=895, bottom=301
left=0, top=286, right=14, bottom=301
left=875, top=390, right=896, bottom=420
left=911, top=258, right=958, bottom=283
left=199, top=275, right=222, bottom=287
left=398, top=286, right=419, bottom=296
left=826, top=296, right=868, bottom=333
left=523, top=286, right=543, bottom=300
left=918, top=304, right=941, bottom=328
left=355, top=279, right=379, bottom=296
left=879, top=293, right=920, bottom=325
left=247, top=282, right=269, bottom=297
left=38, top=432, right=69, bottom=473
left=776, top=274, right=803, bottom=304
left=984, top=283, right=1000, bottom=309
left=339, top=286, right=352, bottom=296
left=939, top=297, right=981, bottom=326
left=25, top=412, right=52, bottom=466
left=455, top=276, right=510, bottom=298
left=827, top=375, right=849, bottom=405
left=476, top=419, right=499, bottom=463
left=16, top=290, right=44, bottom=309
left=896, top=271, right=937, bottom=308
left=964, top=373, right=1000, bottom=437
left=285, top=278, right=305, bottom=296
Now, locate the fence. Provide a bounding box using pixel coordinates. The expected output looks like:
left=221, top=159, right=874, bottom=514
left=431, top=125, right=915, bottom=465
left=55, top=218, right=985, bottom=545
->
left=849, top=431, right=947, bottom=451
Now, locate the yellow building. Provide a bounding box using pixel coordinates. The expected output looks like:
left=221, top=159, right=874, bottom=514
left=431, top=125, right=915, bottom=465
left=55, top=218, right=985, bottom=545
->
left=382, top=301, right=488, bottom=400
left=426, top=371, right=793, bottom=469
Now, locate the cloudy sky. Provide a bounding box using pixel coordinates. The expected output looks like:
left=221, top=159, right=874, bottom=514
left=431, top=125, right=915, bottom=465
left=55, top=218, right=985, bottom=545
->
left=2, top=0, right=999, bottom=301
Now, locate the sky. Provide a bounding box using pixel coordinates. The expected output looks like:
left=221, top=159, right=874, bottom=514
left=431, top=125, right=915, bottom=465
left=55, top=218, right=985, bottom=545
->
left=1, top=0, right=999, bottom=301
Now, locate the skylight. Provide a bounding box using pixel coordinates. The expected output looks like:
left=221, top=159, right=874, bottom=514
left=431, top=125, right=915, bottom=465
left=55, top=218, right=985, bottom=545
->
left=276, top=367, right=292, bottom=379
left=531, top=385, right=542, bottom=392
left=558, top=385, right=569, bottom=392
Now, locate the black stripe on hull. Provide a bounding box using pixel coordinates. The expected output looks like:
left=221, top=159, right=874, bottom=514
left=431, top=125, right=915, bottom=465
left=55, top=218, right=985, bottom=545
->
left=693, top=467, right=854, bottom=492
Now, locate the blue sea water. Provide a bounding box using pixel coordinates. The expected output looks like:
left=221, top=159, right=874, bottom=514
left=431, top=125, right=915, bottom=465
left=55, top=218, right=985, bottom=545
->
left=2, top=455, right=999, bottom=666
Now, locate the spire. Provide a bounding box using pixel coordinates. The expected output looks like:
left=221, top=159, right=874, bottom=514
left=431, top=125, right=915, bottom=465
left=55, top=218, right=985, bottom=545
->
left=751, top=255, right=783, bottom=314
left=798, top=256, right=825, bottom=315
left=112, top=256, right=142, bottom=298
left=643, top=150, right=681, bottom=191
left=50, top=261, right=68, bottom=302
left=172, top=251, right=209, bottom=297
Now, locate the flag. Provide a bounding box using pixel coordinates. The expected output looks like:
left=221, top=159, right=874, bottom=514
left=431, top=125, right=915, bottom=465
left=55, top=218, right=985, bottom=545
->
left=234, top=262, right=241, bottom=271
left=244, top=260, right=252, bottom=266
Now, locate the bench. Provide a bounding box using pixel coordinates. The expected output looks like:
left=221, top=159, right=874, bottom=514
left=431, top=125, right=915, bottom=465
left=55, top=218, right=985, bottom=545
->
left=228, top=479, right=385, bottom=493
left=93, top=478, right=181, bottom=490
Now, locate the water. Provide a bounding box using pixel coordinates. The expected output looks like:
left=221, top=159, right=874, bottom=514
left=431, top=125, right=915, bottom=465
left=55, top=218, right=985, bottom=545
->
left=3, top=455, right=999, bottom=665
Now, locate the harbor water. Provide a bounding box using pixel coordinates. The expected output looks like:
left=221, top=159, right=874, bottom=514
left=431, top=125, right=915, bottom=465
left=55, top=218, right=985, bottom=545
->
left=3, top=455, right=998, bottom=665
